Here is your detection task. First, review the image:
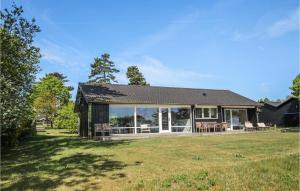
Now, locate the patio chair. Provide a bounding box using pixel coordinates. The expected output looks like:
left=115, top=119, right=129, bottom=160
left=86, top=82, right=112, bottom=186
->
left=244, top=121, right=255, bottom=131
left=214, top=123, right=222, bottom=132
left=206, top=122, right=216, bottom=132
left=140, top=124, right=151, bottom=133
left=196, top=122, right=206, bottom=133
left=221, top=122, right=229, bottom=132
left=257, top=123, right=270, bottom=131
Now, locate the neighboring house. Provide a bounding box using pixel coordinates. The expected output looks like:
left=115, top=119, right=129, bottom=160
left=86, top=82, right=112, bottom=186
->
left=75, top=83, right=262, bottom=137
left=259, top=97, right=299, bottom=127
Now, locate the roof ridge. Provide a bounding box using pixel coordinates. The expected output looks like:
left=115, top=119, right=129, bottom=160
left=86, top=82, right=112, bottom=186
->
left=79, top=82, right=228, bottom=91
left=265, top=97, right=297, bottom=107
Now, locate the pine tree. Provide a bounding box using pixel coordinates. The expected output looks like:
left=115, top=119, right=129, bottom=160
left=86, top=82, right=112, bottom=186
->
left=89, top=53, right=119, bottom=84
left=126, top=66, right=148, bottom=86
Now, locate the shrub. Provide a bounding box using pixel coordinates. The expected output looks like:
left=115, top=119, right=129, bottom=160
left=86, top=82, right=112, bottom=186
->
left=53, top=102, right=78, bottom=133
left=1, top=117, right=36, bottom=147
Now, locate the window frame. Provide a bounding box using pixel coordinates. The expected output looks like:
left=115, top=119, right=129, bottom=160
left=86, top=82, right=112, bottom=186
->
left=194, top=106, right=218, bottom=119
left=109, top=105, right=135, bottom=129
left=136, top=106, right=159, bottom=128
left=170, top=107, right=192, bottom=128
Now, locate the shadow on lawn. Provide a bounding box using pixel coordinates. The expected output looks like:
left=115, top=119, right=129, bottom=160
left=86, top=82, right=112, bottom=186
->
left=1, top=133, right=137, bottom=190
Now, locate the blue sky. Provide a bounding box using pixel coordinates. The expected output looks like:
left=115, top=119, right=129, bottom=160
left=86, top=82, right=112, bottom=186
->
left=3, top=0, right=299, bottom=101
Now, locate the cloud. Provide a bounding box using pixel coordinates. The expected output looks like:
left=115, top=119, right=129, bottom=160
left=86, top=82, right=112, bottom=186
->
left=115, top=56, right=216, bottom=87
left=38, top=39, right=90, bottom=71
left=232, top=31, right=261, bottom=41
left=267, top=8, right=299, bottom=37
left=113, top=10, right=212, bottom=87
left=120, top=10, right=200, bottom=57
left=233, top=8, right=299, bottom=41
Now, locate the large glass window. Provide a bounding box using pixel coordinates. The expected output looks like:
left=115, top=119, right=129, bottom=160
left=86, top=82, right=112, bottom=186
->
left=136, top=108, right=159, bottom=127
left=171, top=107, right=191, bottom=132
left=136, top=107, right=159, bottom=133
left=109, top=106, right=134, bottom=127
left=171, top=108, right=191, bottom=126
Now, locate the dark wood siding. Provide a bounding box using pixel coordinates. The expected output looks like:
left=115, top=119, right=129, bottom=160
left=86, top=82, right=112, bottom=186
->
left=79, top=95, right=88, bottom=137
left=247, top=108, right=257, bottom=124
left=91, top=103, right=109, bottom=137
left=259, top=98, right=299, bottom=127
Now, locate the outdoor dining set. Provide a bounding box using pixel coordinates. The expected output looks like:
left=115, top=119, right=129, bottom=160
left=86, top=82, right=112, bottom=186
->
left=195, top=121, right=270, bottom=133
left=195, top=122, right=228, bottom=133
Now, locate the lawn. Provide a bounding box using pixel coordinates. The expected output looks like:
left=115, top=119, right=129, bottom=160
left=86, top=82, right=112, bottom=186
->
left=1, top=129, right=299, bottom=191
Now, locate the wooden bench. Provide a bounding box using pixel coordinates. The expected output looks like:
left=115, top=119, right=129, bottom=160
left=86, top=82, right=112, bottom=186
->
left=140, top=124, right=151, bottom=133
left=94, top=123, right=112, bottom=141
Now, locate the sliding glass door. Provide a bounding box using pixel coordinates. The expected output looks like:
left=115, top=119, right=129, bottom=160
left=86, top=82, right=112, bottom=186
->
left=224, top=109, right=248, bottom=130
left=160, top=107, right=170, bottom=132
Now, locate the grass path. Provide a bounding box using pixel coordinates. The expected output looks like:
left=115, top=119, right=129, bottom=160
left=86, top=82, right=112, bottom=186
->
left=1, top=129, right=299, bottom=190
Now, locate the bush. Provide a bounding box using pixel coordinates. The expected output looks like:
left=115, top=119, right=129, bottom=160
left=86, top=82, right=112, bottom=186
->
left=54, top=102, right=78, bottom=133
left=1, top=118, right=36, bottom=148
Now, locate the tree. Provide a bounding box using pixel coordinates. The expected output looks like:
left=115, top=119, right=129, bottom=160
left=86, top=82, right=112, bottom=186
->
left=289, top=74, right=300, bottom=99
left=258, top=98, right=271, bottom=103
left=54, top=102, right=78, bottom=133
left=0, top=4, right=41, bottom=145
left=46, top=72, right=68, bottom=82
left=46, top=72, right=74, bottom=91
left=32, top=75, right=71, bottom=127
left=88, top=53, right=119, bottom=84
left=33, top=91, right=56, bottom=127
left=126, top=66, right=148, bottom=86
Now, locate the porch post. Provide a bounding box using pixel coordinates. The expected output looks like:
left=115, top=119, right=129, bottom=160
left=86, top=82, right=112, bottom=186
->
left=191, top=105, right=195, bottom=133
left=256, top=107, right=259, bottom=123
left=88, top=103, right=92, bottom=138
left=134, top=106, right=137, bottom=134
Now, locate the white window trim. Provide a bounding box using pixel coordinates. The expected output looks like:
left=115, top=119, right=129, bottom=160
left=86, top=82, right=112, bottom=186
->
left=170, top=107, right=192, bottom=127
left=109, top=105, right=136, bottom=131
left=224, top=109, right=248, bottom=130
left=109, top=104, right=192, bottom=134
left=194, top=106, right=218, bottom=119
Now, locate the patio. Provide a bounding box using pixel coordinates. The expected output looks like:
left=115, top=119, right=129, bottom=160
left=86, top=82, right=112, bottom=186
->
left=109, top=129, right=262, bottom=140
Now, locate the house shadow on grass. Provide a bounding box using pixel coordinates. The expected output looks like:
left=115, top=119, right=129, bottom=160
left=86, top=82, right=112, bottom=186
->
left=1, top=133, right=137, bottom=190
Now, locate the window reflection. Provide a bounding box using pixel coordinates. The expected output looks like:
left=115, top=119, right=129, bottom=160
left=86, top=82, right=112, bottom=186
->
left=109, top=106, right=134, bottom=127
left=136, top=108, right=159, bottom=127
left=171, top=108, right=191, bottom=126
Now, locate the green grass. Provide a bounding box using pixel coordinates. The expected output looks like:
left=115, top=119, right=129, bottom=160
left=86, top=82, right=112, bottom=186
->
left=1, top=129, right=299, bottom=191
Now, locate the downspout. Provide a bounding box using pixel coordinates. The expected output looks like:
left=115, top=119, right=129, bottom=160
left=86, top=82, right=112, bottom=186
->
left=256, top=107, right=259, bottom=123
left=192, top=105, right=195, bottom=133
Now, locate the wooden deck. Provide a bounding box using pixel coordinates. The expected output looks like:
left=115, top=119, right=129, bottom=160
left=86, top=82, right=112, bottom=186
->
left=107, top=130, right=262, bottom=140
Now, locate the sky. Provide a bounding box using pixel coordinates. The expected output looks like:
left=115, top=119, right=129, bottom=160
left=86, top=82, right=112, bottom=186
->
left=2, top=0, right=299, bottom=101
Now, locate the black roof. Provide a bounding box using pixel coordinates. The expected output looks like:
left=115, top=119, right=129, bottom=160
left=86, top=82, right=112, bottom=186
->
left=264, top=101, right=282, bottom=107
left=77, top=83, right=261, bottom=106
left=265, top=97, right=298, bottom=108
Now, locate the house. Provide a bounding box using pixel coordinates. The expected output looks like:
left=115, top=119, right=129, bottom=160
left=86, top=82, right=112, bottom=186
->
left=74, top=83, right=262, bottom=137
left=259, top=97, right=299, bottom=127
